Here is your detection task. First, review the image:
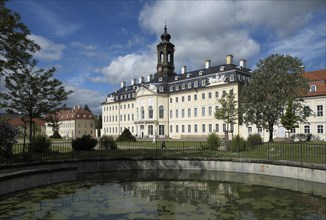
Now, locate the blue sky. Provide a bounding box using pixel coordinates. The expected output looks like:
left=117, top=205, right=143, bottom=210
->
left=7, top=0, right=326, bottom=114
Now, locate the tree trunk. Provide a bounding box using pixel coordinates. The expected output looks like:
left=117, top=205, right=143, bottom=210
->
left=268, top=125, right=274, bottom=142
left=28, top=117, right=33, bottom=153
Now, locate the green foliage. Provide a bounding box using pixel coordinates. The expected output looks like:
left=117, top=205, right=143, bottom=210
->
left=206, top=133, right=221, bottom=149
left=0, top=0, right=40, bottom=76
left=230, top=135, right=247, bottom=152
left=247, top=134, right=263, bottom=148
left=116, top=128, right=136, bottom=142
left=72, top=135, right=98, bottom=151
left=242, top=54, right=308, bottom=142
left=100, top=135, right=117, bottom=150
left=33, top=134, right=51, bottom=153
left=0, top=118, right=19, bottom=157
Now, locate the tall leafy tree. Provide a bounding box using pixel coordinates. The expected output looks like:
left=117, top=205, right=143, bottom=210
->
left=0, top=66, right=73, bottom=149
left=84, top=104, right=91, bottom=112
left=0, top=0, right=39, bottom=77
left=46, top=112, right=62, bottom=138
left=242, top=54, right=308, bottom=142
left=214, top=91, right=238, bottom=150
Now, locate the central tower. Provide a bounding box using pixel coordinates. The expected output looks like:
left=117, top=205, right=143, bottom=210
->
left=156, top=25, right=175, bottom=77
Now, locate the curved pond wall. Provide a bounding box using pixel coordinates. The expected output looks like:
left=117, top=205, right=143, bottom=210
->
left=0, top=157, right=325, bottom=196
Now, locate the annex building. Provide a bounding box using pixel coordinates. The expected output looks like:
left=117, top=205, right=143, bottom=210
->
left=102, top=26, right=325, bottom=141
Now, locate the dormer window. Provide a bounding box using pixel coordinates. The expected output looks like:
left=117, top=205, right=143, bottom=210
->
left=230, top=75, right=234, bottom=81
left=187, top=73, right=192, bottom=78
left=220, top=66, right=225, bottom=71
left=310, top=85, right=317, bottom=92
left=199, top=71, right=204, bottom=75
left=159, top=77, right=163, bottom=82
left=170, top=86, right=174, bottom=92
left=175, top=76, right=179, bottom=80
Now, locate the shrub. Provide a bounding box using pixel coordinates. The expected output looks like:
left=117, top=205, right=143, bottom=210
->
left=34, top=134, right=51, bottom=153
left=206, top=133, right=221, bottom=150
left=306, top=133, right=313, bottom=141
left=230, top=135, right=247, bottom=151
left=290, top=134, right=296, bottom=141
left=72, top=135, right=98, bottom=151
left=116, top=128, right=136, bottom=142
left=100, top=135, right=117, bottom=150
left=296, top=133, right=306, bottom=142
left=50, top=130, right=62, bottom=139
left=247, top=134, right=262, bottom=148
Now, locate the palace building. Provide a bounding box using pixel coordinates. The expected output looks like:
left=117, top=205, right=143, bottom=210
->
left=101, top=26, right=325, bottom=141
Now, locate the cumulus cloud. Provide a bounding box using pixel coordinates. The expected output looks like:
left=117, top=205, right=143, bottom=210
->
left=65, top=84, right=106, bottom=114
left=70, top=41, right=97, bottom=57
left=29, top=35, right=65, bottom=62
left=95, top=1, right=324, bottom=85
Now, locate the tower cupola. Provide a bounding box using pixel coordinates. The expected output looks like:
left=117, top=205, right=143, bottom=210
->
left=160, top=25, right=171, bottom=42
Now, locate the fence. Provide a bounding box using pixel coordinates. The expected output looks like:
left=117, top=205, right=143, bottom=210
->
left=1, top=141, right=325, bottom=165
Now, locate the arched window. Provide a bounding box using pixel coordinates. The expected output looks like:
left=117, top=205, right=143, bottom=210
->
left=310, top=85, right=317, bottom=92
left=148, top=106, right=153, bottom=119
left=194, top=81, right=199, bottom=88
left=160, top=52, right=164, bottom=62
left=141, top=107, right=144, bottom=119
left=159, top=105, right=164, bottom=118
left=167, top=52, right=171, bottom=62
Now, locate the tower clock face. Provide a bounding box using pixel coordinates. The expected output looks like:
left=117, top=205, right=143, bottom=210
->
left=158, top=66, right=162, bottom=72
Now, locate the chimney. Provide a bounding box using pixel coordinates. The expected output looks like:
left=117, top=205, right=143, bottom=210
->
left=205, top=60, right=211, bottom=69
left=139, top=76, right=144, bottom=84
left=147, top=74, right=153, bottom=82
left=181, top=66, right=187, bottom=74
left=239, top=59, right=247, bottom=68
left=226, top=54, right=233, bottom=64
left=121, top=81, right=126, bottom=88
left=131, top=78, right=136, bottom=85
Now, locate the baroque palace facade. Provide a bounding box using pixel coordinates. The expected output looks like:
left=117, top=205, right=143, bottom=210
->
left=102, top=26, right=325, bottom=141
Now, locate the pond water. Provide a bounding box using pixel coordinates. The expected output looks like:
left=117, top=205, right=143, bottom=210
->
left=0, top=170, right=325, bottom=219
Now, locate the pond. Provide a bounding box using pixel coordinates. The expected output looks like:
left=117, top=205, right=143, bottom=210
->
left=0, top=170, right=325, bottom=219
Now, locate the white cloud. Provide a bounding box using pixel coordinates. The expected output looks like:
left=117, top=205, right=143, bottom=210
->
left=65, top=84, right=106, bottom=114
left=29, top=35, right=65, bottom=62
left=70, top=41, right=97, bottom=57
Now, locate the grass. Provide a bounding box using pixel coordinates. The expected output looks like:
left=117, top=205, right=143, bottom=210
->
left=2, top=141, right=325, bottom=165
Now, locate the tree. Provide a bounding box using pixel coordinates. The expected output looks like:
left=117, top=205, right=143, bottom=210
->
left=0, top=66, right=72, bottom=150
left=46, top=112, right=62, bottom=138
left=214, top=91, right=238, bottom=150
left=242, top=54, right=308, bottom=142
left=0, top=0, right=40, bottom=77
left=0, top=117, right=19, bottom=157
left=84, top=104, right=91, bottom=112
left=95, top=114, right=102, bottom=137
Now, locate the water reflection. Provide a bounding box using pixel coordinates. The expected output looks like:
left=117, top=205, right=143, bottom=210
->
left=0, top=170, right=325, bottom=220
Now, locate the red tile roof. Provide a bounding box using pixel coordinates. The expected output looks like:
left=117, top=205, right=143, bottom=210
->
left=8, top=118, right=45, bottom=127
left=303, top=69, right=326, bottom=97
left=57, top=107, right=95, bottom=121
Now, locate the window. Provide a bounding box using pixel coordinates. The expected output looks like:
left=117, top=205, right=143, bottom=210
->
left=182, top=109, right=185, bottom=118
left=182, top=125, right=185, bottom=133
left=215, top=124, right=219, bottom=132
left=290, top=128, right=296, bottom=133
left=170, top=110, right=173, bottom=118
left=170, top=98, right=173, bottom=103
left=188, top=82, right=192, bottom=89
left=194, top=124, right=198, bottom=133
left=176, top=97, right=178, bottom=103
left=148, top=125, right=153, bottom=136
left=304, top=106, right=310, bottom=117
left=304, top=125, right=310, bottom=134
left=176, top=125, right=179, bottom=133
left=215, top=91, right=219, bottom=98
left=202, top=80, right=206, bottom=86
left=222, top=90, right=226, bottom=97
left=310, top=85, right=317, bottom=92
left=194, top=94, right=197, bottom=100
left=159, top=125, right=165, bottom=135
left=170, top=125, right=173, bottom=133
left=182, top=83, right=186, bottom=90
left=209, top=124, right=212, bottom=133
left=230, top=75, right=234, bottom=81
left=317, top=105, right=323, bottom=116
left=220, top=66, right=225, bottom=71
left=248, top=127, right=252, bottom=135
left=202, top=107, right=205, bottom=116
left=159, top=106, right=164, bottom=118
left=159, top=77, right=163, bottom=82
left=317, top=125, right=323, bottom=133
left=202, top=124, right=206, bottom=133
left=194, top=81, right=199, bottom=88
left=170, top=86, right=174, bottom=92
left=159, top=86, right=164, bottom=92
left=208, top=92, right=212, bottom=98
left=148, top=106, right=153, bottom=119
left=202, top=93, right=205, bottom=100
left=188, top=108, right=191, bottom=117
left=182, top=96, right=185, bottom=102
left=176, top=85, right=180, bottom=91
left=141, top=107, right=145, bottom=119
left=176, top=109, right=179, bottom=118
left=199, top=70, right=204, bottom=75
left=208, top=106, right=212, bottom=116
left=194, top=108, right=198, bottom=117
left=258, top=127, right=262, bottom=134
left=188, top=95, right=191, bottom=101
